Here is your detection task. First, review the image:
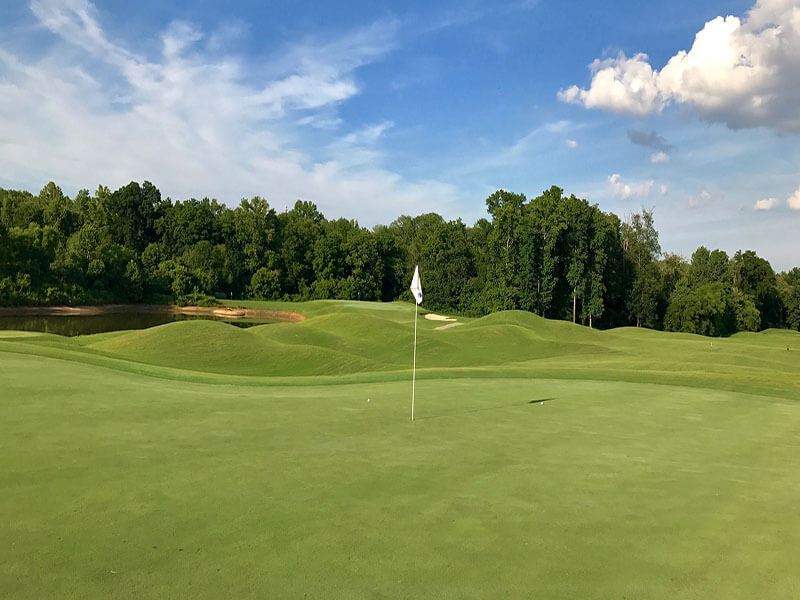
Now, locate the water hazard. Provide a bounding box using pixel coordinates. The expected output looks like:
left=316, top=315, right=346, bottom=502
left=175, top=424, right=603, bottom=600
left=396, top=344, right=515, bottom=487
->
left=0, top=312, right=274, bottom=337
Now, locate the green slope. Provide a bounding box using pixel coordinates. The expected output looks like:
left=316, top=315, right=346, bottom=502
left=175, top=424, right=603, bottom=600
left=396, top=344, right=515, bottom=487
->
left=2, top=300, right=800, bottom=599
left=2, top=354, right=800, bottom=599
left=3, top=300, right=793, bottom=398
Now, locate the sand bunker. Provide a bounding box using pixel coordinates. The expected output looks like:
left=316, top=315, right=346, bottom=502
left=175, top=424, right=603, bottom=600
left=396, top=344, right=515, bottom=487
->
left=423, top=313, right=456, bottom=322
left=434, top=322, right=464, bottom=331
left=423, top=312, right=464, bottom=330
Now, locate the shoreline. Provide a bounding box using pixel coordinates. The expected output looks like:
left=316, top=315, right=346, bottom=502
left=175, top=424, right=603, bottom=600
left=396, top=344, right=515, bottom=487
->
left=0, top=304, right=306, bottom=322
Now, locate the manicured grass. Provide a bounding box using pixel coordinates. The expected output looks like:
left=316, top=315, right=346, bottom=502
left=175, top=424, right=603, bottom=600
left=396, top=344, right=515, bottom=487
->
left=1, top=301, right=799, bottom=598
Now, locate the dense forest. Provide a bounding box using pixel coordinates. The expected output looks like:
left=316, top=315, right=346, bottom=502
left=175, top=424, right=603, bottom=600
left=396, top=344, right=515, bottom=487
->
left=1, top=181, right=798, bottom=336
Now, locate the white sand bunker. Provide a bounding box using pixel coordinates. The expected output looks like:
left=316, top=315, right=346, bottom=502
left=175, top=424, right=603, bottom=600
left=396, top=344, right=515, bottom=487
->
left=434, top=322, right=464, bottom=331
left=424, top=313, right=456, bottom=322
left=423, top=313, right=463, bottom=330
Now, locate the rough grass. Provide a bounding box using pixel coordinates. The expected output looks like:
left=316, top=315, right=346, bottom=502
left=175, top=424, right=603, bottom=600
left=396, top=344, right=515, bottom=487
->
left=1, top=300, right=800, bottom=598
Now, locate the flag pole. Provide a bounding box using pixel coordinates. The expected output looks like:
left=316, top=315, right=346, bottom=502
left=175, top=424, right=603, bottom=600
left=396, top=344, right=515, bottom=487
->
left=411, top=301, right=418, bottom=422
left=409, top=264, right=422, bottom=422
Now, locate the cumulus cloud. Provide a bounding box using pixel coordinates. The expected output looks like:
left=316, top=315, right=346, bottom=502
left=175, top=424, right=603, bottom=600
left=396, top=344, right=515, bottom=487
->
left=788, top=185, right=800, bottom=209
left=558, top=53, right=664, bottom=117
left=566, top=139, right=578, bottom=148
left=608, top=173, right=654, bottom=198
left=650, top=151, right=669, bottom=164
left=754, top=197, right=778, bottom=210
left=558, top=0, right=800, bottom=133
left=0, top=0, right=459, bottom=224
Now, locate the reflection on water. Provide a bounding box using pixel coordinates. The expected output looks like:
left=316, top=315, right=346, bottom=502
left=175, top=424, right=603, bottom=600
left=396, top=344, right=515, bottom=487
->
left=0, top=313, right=273, bottom=337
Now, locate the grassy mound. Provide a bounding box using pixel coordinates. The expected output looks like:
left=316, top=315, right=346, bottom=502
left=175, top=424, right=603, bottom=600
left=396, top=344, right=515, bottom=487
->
left=77, top=303, right=611, bottom=377
left=1, top=300, right=797, bottom=397
left=87, top=319, right=385, bottom=376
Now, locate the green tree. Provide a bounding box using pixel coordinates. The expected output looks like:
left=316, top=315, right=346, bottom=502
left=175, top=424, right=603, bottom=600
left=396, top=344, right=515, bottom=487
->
left=664, top=281, right=733, bottom=336
left=39, top=182, right=79, bottom=239
left=0, top=188, right=39, bottom=229
left=729, top=288, right=760, bottom=332
left=157, top=197, right=225, bottom=256
left=373, top=225, right=404, bottom=302
left=278, top=201, right=323, bottom=298
left=731, top=250, right=782, bottom=329
left=663, top=247, right=762, bottom=336
left=63, top=223, right=137, bottom=302
left=343, top=229, right=383, bottom=301
left=233, top=197, right=278, bottom=274
left=484, top=189, right=526, bottom=311
left=531, top=186, right=567, bottom=317
left=105, top=181, right=163, bottom=252
left=310, top=218, right=354, bottom=299
left=656, top=253, right=689, bottom=328
left=419, top=219, right=477, bottom=311
left=249, top=267, right=281, bottom=300
left=687, top=247, right=731, bottom=287
left=388, top=212, right=446, bottom=299
left=622, top=209, right=661, bottom=327
left=777, top=269, right=800, bottom=331
left=562, top=194, right=591, bottom=324
left=583, top=210, right=619, bottom=328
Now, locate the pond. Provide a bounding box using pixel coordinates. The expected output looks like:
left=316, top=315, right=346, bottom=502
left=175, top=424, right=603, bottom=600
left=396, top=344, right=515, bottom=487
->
left=0, top=312, right=275, bottom=337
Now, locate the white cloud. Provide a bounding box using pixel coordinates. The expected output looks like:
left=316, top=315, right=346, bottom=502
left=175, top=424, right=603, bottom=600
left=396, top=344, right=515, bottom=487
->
left=650, top=151, right=670, bottom=163
left=341, top=121, right=394, bottom=145
left=542, top=120, right=573, bottom=133
left=566, top=139, right=578, bottom=148
left=296, top=114, right=343, bottom=130
left=327, top=121, right=394, bottom=169
left=688, top=190, right=713, bottom=208
left=487, top=120, right=580, bottom=165
left=608, top=173, right=654, bottom=198
left=559, top=53, right=664, bottom=117
left=0, top=1, right=459, bottom=224
left=754, top=197, right=778, bottom=210
left=660, top=184, right=668, bottom=195
left=788, top=185, right=800, bottom=209
left=559, top=0, right=800, bottom=133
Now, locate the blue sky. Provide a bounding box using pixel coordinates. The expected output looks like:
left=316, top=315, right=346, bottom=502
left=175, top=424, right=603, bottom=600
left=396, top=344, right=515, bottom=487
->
left=1, top=0, right=798, bottom=269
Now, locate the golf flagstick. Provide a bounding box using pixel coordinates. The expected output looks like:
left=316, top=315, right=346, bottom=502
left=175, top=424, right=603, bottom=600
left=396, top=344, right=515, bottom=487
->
left=409, top=265, right=423, bottom=422
left=412, top=301, right=418, bottom=421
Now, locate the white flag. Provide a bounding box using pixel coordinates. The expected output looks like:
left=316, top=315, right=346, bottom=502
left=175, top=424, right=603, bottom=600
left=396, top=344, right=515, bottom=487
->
left=409, top=265, right=423, bottom=305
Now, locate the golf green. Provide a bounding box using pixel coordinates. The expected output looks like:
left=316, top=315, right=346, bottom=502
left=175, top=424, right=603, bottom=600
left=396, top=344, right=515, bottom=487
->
left=1, top=300, right=799, bottom=598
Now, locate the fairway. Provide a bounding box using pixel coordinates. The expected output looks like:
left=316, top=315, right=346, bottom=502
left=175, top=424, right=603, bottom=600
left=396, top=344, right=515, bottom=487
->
left=2, top=301, right=800, bottom=598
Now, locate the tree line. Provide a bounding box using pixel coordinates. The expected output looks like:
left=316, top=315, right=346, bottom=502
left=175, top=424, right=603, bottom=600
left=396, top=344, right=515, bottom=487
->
left=1, top=181, right=798, bottom=335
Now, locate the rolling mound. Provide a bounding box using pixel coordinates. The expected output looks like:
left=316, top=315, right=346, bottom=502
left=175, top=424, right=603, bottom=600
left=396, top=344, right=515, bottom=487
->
left=82, top=305, right=615, bottom=377
left=3, top=301, right=797, bottom=396
left=87, top=319, right=386, bottom=376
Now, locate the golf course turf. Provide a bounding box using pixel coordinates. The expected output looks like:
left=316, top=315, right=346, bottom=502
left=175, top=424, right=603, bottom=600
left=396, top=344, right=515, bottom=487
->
left=2, top=300, right=799, bottom=598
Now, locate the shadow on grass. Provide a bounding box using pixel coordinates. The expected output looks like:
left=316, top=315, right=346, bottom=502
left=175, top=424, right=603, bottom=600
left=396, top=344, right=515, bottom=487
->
left=416, top=398, right=556, bottom=421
